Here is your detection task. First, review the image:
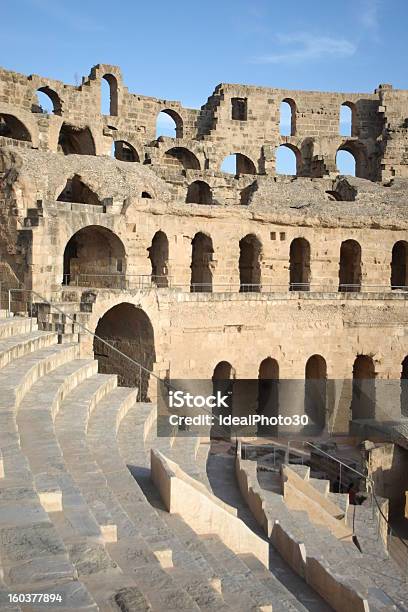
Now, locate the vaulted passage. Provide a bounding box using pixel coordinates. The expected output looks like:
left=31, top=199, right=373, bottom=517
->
left=57, top=175, right=100, bottom=205
left=211, top=361, right=235, bottom=440
left=351, top=355, right=376, bottom=420
left=164, top=147, right=200, bottom=170
left=239, top=234, right=262, bottom=292
left=0, top=114, right=31, bottom=142
left=148, top=231, right=169, bottom=288
left=339, top=239, right=361, bottom=291
left=304, top=355, right=327, bottom=432
left=186, top=181, right=212, bottom=204
left=391, top=241, right=408, bottom=289
left=62, top=226, right=126, bottom=287
left=289, top=238, right=310, bottom=290
left=94, top=303, right=155, bottom=400
left=112, top=141, right=139, bottom=162
left=258, top=357, right=279, bottom=436
left=58, top=123, right=95, bottom=155
left=190, top=233, right=213, bottom=292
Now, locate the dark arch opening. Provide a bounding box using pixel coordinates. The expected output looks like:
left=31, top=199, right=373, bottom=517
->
left=58, top=123, right=96, bottom=155
left=351, top=355, right=376, bottom=420
left=391, top=241, right=408, bottom=289
left=101, top=74, right=118, bottom=116
left=94, top=303, right=155, bottom=400
left=32, top=86, right=62, bottom=115
left=401, top=356, right=408, bottom=417
left=280, top=99, right=296, bottom=136
left=62, top=225, right=126, bottom=288
left=142, top=191, right=152, bottom=199
left=148, top=231, right=169, bottom=288
left=221, top=154, right=256, bottom=176
left=190, top=232, right=213, bottom=292
left=211, top=361, right=235, bottom=439
left=57, top=175, right=101, bottom=206
left=186, top=181, right=212, bottom=204
left=156, top=109, right=183, bottom=139
left=276, top=144, right=300, bottom=175
left=304, top=355, right=327, bottom=433
left=112, top=140, right=139, bottom=162
left=289, top=238, right=310, bottom=291
left=239, top=234, right=262, bottom=292
left=164, top=147, right=200, bottom=171
left=339, top=239, right=361, bottom=292
left=258, top=358, right=279, bottom=436
left=0, top=114, right=31, bottom=142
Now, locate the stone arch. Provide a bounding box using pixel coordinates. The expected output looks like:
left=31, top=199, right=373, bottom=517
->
left=62, top=225, right=126, bottom=287
left=351, top=355, right=376, bottom=420
left=289, top=237, right=310, bottom=291
left=190, top=232, right=213, bottom=292
left=280, top=98, right=296, bottom=136
left=32, top=86, right=62, bottom=115
left=112, top=140, right=139, bottom=162
left=156, top=109, right=183, bottom=139
left=186, top=180, right=212, bottom=204
left=164, top=147, right=200, bottom=170
left=94, top=303, right=155, bottom=400
left=258, top=357, right=279, bottom=436
left=239, top=234, right=262, bottom=292
left=305, top=354, right=327, bottom=432
left=340, top=102, right=357, bottom=137
left=148, top=231, right=169, bottom=288
left=0, top=113, right=32, bottom=142
left=101, top=74, right=118, bottom=116
left=211, top=360, right=235, bottom=440
left=401, top=356, right=408, bottom=417
left=57, top=175, right=101, bottom=205
left=339, top=239, right=361, bottom=292
left=58, top=123, right=96, bottom=155
left=220, top=153, right=257, bottom=175
left=276, top=143, right=301, bottom=175
left=337, top=141, right=368, bottom=178
left=391, top=241, right=408, bottom=289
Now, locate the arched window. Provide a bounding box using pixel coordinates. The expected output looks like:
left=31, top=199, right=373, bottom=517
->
left=336, top=149, right=356, bottom=176
left=401, top=356, right=408, bottom=417
left=186, top=181, right=212, bottom=204
left=305, top=355, right=327, bottom=432
left=258, top=358, right=279, bottom=435
left=57, top=175, right=100, bottom=206
left=32, top=86, right=62, bottom=115
left=0, top=114, right=31, bottom=142
left=339, top=240, right=361, bottom=292
left=289, top=238, right=310, bottom=291
left=164, top=147, right=200, bottom=170
left=220, top=153, right=256, bottom=175
left=190, top=232, right=213, bottom=292
left=62, top=226, right=126, bottom=288
left=276, top=144, right=299, bottom=175
left=339, top=102, right=355, bottom=137
left=239, top=234, right=262, bottom=292
left=148, top=231, right=169, bottom=288
left=58, top=123, right=95, bottom=155
left=156, top=109, right=183, bottom=139
left=280, top=99, right=296, bottom=136
left=351, top=355, right=376, bottom=420
left=101, top=74, right=118, bottom=116
left=112, top=141, right=139, bottom=162
left=391, top=241, right=408, bottom=289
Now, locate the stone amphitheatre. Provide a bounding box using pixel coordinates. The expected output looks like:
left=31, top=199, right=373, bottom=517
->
left=1, top=63, right=408, bottom=610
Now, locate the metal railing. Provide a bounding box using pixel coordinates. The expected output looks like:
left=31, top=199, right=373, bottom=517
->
left=62, top=273, right=170, bottom=290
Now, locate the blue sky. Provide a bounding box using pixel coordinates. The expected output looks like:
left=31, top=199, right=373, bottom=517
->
left=1, top=0, right=406, bottom=175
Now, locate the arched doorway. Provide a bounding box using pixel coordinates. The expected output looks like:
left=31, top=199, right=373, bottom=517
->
left=156, top=109, right=183, bottom=139
left=401, top=356, right=408, bottom=417
left=101, top=74, right=118, bottom=116
left=186, top=181, right=212, bottom=204
left=190, top=233, right=213, bottom=292
left=280, top=99, right=296, bottom=136
left=351, top=355, right=376, bottom=420
left=32, top=86, right=62, bottom=115
left=62, top=226, right=126, bottom=287
left=148, top=231, right=169, bottom=288
left=391, top=241, right=408, bottom=289
left=211, top=361, right=235, bottom=439
left=258, top=358, right=279, bottom=436
left=0, top=114, right=31, bottom=142
left=304, top=355, right=327, bottom=433
left=112, top=141, right=139, bottom=162
left=239, top=234, right=262, bottom=292
left=220, top=154, right=256, bottom=175
left=339, top=240, right=361, bottom=292
left=164, top=147, right=199, bottom=170
left=276, top=144, right=300, bottom=175
left=58, top=123, right=95, bottom=155
left=94, top=303, right=155, bottom=400
left=57, top=175, right=101, bottom=205
left=289, top=238, right=310, bottom=290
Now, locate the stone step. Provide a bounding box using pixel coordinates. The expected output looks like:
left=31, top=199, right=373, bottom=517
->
left=0, top=330, right=57, bottom=370
left=0, top=317, right=38, bottom=339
